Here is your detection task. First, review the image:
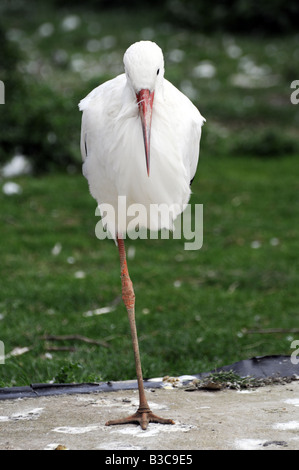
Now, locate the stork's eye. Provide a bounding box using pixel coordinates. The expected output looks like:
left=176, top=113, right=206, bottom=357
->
left=157, top=68, right=160, bottom=75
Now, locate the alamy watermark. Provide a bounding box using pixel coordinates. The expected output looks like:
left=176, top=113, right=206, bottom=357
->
left=290, top=339, right=299, bottom=365
left=0, top=341, right=4, bottom=364
left=0, top=80, right=4, bottom=104
left=95, top=197, right=203, bottom=250
left=290, top=80, right=299, bottom=104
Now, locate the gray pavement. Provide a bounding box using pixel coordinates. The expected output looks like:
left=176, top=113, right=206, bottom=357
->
left=1, top=379, right=299, bottom=450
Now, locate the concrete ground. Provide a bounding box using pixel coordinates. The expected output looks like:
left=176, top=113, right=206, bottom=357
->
left=1, top=379, right=299, bottom=450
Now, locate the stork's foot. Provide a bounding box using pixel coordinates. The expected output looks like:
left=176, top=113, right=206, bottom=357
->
left=105, top=408, right=175, bottom=430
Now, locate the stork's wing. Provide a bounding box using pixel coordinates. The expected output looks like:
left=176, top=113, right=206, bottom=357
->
left=189, top=113, right=205, bottom=185
left=185, top=97, right=205, bottom=185
left=78, top=74, right=126, bottom=164
left=163, top=79, right=205, bottom=186
left=79, top=85, right=101, bottom=162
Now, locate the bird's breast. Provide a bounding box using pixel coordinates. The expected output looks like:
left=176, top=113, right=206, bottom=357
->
left=109, top=108, right=190, bottom=213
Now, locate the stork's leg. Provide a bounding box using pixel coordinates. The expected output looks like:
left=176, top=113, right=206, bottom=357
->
left=105, top=235, right=174, bottom=430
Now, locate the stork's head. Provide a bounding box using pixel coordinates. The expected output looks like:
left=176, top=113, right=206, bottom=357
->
left=124, top=41, right=165, bottom=176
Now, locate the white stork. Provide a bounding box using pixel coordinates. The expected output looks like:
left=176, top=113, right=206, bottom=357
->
left=79, top=40, right=205, bottom=429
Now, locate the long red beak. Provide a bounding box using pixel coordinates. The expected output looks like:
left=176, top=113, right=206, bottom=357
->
left=136, top=89, right=154, bottom=177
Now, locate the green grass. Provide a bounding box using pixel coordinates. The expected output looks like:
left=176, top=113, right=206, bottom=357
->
left=1, top=3, right=299, bottom=386
left=1, top=155, right=298, bottom=386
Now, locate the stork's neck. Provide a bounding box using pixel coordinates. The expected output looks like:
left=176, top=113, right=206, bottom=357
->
left=125, top=75, right=164, bottom=103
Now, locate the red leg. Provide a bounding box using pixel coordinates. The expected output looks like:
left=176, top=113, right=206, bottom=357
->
left=105, top=235, right=174, bottom=430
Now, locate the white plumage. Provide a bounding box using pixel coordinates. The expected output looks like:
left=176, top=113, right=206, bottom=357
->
left=79, top=41, right=205, bottom=238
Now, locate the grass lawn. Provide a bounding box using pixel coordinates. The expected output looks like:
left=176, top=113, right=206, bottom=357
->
left=1, top=154, right=298, bottom=386
left=0, top=3, right=299, bottom=386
